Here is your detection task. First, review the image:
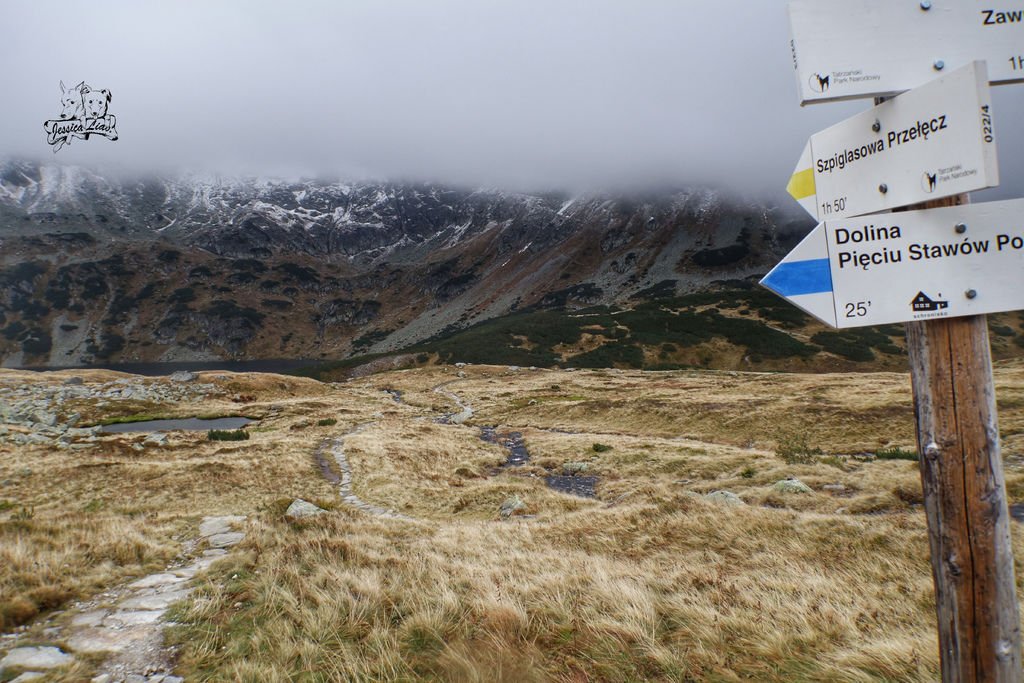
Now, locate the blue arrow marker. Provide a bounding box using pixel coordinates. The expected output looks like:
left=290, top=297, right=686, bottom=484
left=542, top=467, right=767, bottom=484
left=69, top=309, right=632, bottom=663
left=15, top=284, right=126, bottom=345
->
left=760, top=224, right=839, bottom=328
left=761, top=258, right=832, bottom=297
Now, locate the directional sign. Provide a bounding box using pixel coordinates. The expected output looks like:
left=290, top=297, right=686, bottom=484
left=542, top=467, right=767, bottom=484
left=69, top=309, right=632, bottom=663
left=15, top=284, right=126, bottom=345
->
left=788, top=61, right=999, bottom=221
left=761, top=199, right=1024, bottom=329
left=789, top=0, right=1024, bottom=104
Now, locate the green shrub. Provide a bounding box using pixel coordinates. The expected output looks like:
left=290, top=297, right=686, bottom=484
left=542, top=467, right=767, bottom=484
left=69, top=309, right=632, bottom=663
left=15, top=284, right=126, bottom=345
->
left=740, top=466, right=756, bottom=479
left=208, top=429, right=250, bottom=441
left=875, top=446, right=918, bottom=462
left=775, top=434, right=824, bottom=465
left=317, top=418, right=337, bottom=427
left=592, top=443, right=612, bottom=453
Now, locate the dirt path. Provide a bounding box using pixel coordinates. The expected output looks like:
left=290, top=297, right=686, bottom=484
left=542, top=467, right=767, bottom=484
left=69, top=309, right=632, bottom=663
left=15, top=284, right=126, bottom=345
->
left=433, top=381, right=600, bottom=498
left=315, top=426, right=411, bottom=520
left=0, top=517, right=247, bottom=683
left=431, top=380, right=473, bottom=424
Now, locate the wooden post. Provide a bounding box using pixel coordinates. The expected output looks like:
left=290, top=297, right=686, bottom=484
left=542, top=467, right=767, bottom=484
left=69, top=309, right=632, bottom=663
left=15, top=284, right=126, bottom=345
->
left=902, top=193, right=1023, bottom=681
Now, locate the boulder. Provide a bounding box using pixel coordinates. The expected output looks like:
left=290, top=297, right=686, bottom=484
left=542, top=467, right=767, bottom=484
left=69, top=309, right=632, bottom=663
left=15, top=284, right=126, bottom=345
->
left=772, top=477, right=814, bottom=494
left=285, top=499, right=327, bottom=519
left=705, top=490, right=745, bottom=506
left=64, top=376, right=84, bottom=386
left=12, top=673, right=46, bottom=682
left=499, top=495, right=526, bottom=519
left=31, top=410, right=58, bottom=427
left=144, top=432, right=169, bottom=447
left=562, top=462, right=589, bottom=476
left=169, top=371, right=198, bottom=382
left=0, top=647, right=73, bottom=671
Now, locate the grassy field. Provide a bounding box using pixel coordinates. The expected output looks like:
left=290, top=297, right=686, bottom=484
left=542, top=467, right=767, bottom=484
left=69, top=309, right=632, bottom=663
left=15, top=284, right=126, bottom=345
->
left=2, top=363, right=1024, bottom=681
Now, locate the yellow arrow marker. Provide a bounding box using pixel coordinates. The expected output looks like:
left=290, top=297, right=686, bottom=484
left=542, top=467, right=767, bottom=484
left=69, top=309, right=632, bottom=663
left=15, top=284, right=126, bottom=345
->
left=787, top=167, right=815, bottom=201
left=786, top=141, right=818, bottom=219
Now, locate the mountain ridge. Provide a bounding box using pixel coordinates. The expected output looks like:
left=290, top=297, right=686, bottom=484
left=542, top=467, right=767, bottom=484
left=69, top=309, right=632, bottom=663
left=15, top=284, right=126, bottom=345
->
left=0, top=159, right=820, bottom=367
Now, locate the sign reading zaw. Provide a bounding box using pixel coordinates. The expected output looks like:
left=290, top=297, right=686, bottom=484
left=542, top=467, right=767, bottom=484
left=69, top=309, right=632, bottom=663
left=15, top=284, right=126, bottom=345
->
left=788, top=61, right=998, bottom=221
left=789, top=0, right=1024, bottom=104
left=760, top=199, right=1024, bottom=329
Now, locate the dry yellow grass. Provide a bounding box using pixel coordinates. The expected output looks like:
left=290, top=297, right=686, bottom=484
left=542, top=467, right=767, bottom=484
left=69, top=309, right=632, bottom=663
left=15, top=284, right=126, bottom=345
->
left=2, top=363, right=1024, bottom=681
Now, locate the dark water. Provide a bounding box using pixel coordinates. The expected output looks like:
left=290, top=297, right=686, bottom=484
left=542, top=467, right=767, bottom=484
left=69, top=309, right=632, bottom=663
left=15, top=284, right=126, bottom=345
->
left=545, top=475, right=599, bottom=498
left=17, top=359, right=316, bottom=377
left=1011, top=504, right=1024, bottom=523
left=101, top=417, right=253, bottom=433
left=479, top=426, right=597, bottom=498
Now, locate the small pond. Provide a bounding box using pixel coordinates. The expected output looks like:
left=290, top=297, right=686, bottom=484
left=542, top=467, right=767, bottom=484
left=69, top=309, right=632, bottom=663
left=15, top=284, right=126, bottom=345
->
left=101, top=417, right=254, bottom=433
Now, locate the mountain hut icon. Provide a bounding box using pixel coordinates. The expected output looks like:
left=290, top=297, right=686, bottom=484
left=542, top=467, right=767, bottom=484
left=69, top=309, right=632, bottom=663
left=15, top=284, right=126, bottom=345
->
left=911, top=291, right=949, bottom=312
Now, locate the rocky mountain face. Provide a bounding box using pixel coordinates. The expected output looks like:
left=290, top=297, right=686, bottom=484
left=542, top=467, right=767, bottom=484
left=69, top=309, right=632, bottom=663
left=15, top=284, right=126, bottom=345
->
left=0, top=159, right=810, bottom=367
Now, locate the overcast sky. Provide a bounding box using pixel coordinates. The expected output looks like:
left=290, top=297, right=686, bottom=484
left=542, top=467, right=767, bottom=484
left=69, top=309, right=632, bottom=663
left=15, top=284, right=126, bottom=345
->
left=1, top=0, right=1022, bottom=201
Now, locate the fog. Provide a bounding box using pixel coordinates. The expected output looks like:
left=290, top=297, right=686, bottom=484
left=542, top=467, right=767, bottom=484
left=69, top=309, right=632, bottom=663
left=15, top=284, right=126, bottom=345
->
left=2, top=0, right=1022, bottom=201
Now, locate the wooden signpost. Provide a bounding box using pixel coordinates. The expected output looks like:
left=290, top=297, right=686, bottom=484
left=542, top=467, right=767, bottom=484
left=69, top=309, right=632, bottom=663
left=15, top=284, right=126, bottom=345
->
left=767, top=3, right=1024, bottom=680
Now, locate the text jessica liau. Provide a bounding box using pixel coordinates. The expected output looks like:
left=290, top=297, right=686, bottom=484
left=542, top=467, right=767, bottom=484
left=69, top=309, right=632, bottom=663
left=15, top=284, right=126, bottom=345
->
left=43, top=80, right=118, bottom=153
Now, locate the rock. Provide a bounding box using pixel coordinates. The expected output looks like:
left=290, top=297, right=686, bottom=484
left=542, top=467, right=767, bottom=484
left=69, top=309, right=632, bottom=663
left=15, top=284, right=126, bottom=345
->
left=103, top=610, right=164, bottom=626
left=91, top=675, right=112, bottom=683
left=199, top=515, right=245, bottom=537
left=164, top=677, right=184, bottom=683
left=772, top=478, right=814, bottom=494
left=207, top=531, right=245, bottom=548
left=143, top=432, right=169, bottom=447
left=285, top=499, right=327, bottom=519
left=71, top=610, right=108, bottom=628
left=0, top=646, right=73, bottom=670
left=129, top=572, right=186, bottom=590
left=12, top=673, right=46, bottom=682
left=64, top=376, right=85, bottom=386
left=561, top=462, right=589, bottom=476
left=456, top=372, right=467, bottom=378
left=499, top=495, right=526, bottom=519
left=823, top=483, right=847, bottom=492
left=169, top=370, right=199, bottom=382
left=118, top=589, right=191, bottom=611
left=705, top=490, right=745, bottom=506
left=31, top=410, right=58, bottom=427
left=454, top=362, right=466, bottom=368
